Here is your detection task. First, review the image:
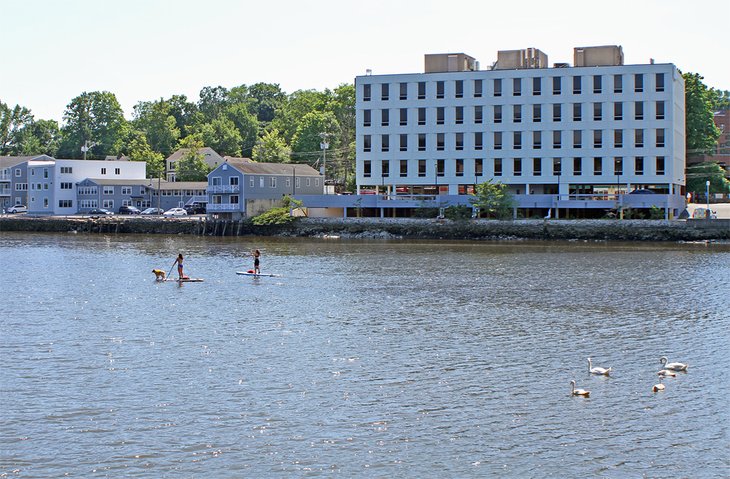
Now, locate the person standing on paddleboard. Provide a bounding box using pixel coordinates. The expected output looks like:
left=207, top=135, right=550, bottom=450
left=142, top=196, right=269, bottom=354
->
left=172, top=253, right=185, bottom=280
left=253, top=249, right=261, bottom=274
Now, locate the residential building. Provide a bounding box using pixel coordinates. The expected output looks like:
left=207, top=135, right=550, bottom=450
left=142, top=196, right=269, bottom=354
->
left=165, top=147, right=250, bottom=182
left=149, top=180, right=208, bottom=211
left=76, top=179, right=154, bottom=213
left=207, top=158, right=322, bottom=219
left=687, top=108, right=730, bottom=171
left=354, top=46, right=687, bottom=218
left=1, top=155, right=51, bottom=211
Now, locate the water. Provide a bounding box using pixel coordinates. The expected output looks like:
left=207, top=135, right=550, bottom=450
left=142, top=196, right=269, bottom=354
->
left=1, top=232, right=729, bottom=478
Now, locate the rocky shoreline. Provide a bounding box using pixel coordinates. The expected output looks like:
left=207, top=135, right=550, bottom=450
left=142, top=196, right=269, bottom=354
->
left=1, top=215, right=729, bottom=241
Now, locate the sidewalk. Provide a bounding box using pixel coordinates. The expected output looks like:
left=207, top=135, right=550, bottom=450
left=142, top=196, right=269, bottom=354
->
left=686, top=202, right=730, bottom=219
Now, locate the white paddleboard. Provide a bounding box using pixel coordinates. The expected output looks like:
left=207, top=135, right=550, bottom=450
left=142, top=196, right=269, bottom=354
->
left=165, top=278, right=204, bottom=282
left=236, top=271, right=278, bottom=277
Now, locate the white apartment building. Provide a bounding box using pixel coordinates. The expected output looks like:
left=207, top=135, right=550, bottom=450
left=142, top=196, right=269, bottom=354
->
left=355, top=46, right=686, bottom=217
left=27, top=158, right=146, bottom=215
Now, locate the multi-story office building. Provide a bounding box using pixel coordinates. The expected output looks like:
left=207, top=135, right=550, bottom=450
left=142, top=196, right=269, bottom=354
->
left=354, top=46, right=686, bottom=217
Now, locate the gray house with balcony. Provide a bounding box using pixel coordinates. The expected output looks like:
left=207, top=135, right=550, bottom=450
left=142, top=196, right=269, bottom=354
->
left=1, top=155, right=51, bottom=211
left=76, top=179, right=154, bottom=213
left=207, top=159, right=322, bottom=219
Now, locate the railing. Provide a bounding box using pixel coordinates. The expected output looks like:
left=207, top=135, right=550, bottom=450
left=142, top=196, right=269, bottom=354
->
left=0, top=175, right=11, bottom=181
left=0, top=187, right=10, bottom=196
left=207, top=203, right=241, bottom=211
left=206, top=185, right=240, bottom=194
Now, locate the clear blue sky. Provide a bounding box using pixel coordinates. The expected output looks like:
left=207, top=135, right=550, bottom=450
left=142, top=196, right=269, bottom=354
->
left=1, top=0, right=728, bottom=122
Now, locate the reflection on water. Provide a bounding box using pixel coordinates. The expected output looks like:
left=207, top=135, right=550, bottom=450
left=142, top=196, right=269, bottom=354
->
left=1, top=232, right=729, bottom=477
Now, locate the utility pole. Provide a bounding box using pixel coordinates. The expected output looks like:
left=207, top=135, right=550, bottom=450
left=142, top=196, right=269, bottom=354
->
left=319, top=132, right=331, bottom=194
left=81, top=140, right=96, bottom=160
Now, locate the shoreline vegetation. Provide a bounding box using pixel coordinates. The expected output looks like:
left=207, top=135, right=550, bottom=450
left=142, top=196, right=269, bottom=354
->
left=1, top=216, right=728, bottom=242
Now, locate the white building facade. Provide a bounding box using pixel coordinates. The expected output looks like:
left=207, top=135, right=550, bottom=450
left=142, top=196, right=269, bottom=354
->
left=355, top=47, right=686, bottom=217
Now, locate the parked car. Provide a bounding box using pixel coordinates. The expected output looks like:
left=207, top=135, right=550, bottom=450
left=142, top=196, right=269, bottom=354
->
left=162, top=207, right=188, bottom=217
left=140, top=207, right=164, bottom=215
left=118, top=205, right=141, bottom=215
left=184, top=204, right=207, bottom=215
left=7, top=205, right=27, bottom=214
left=88, top=208, right=114, bottom=216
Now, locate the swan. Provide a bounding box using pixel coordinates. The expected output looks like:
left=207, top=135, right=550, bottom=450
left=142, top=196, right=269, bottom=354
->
left=570, top=380, right=590, bottom=397
left=588, top=358, right=612, bottom=376
left=652, top=382, right=666, bottom=392
left=657, top=369, right=676, bottom=377
left=660, top=357, right=688, bottom=372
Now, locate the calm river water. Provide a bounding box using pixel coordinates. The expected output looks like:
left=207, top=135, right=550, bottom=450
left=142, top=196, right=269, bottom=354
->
left=1, top=232, right=729, bottom=478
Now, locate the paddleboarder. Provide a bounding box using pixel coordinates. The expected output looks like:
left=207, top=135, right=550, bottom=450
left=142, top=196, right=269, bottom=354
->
left=252, top=249, right=261, bottom=274
left=172, top=253, right=185, bottom=280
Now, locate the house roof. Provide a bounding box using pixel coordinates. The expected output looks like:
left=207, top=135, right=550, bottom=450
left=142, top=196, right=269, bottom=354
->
left=166, top=147, right=224, bottom=164
left=104, top=155, right=130, bottom=161
left=223, top=156, right=253, bottom=163
left=81, top=178, right=153, bottom=186
left=154, top=181, right=208, bottom=190
left=0, top=155, right=53, bottom=168
left=238, top=162, right=320, bottom=176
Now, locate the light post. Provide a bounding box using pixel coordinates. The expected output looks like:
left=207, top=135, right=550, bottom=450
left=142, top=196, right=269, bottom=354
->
left=706, top=180, right=710, bottom=216
left=319, top=132, right=330, bottom=194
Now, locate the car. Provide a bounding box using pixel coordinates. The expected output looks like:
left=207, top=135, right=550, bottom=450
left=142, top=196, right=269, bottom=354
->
left=7, top=205, right=27, bottom=214
left=118, top=205, right=141, bottom=215
left=184, top=204, right=207, bottom=215
left=162, top=207, right=188, bottom=217
left=629, top=189, right=656, bottom=195
left=140, top=207, right=164, bottom=215
left=88, top=208, right=114, bottom=216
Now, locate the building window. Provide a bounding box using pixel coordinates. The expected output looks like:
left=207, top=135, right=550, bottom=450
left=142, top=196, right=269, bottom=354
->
left=381, top=109, right=389, bottom=126
left=635, top=156, right=644, bottom=175
left=364, top=160, right=371, bottom=177
left=400, top=108, right=408, bottom=126
left=592, top=75, right=602, bottom=94
left=635, top=101, right=644, bottom=120
left=103, top=186, right=114, bottom=195
left=614, top=74, right=622, bottom=93
left=382, top=134, right=390, bottom=151
left=382, top=160, right=390, bottom=177
left=60, top=166, right=72, bottom=174
left=573, top=103, right=581, bottom=121
left=656, top=129, right=665, bottom=148
left=400, top=160, right=408, bottom=177
left=593, top=103, right=602, bottom=121
left=121, top=186, right=132, bottom=195
left=553, top=104, right=561, bottom=122
left=400, top=82, right=408, bottom=100
left=122, top=199, right=132, bottom=207
left=474, top=132, right=483, bottom=150
left=533, top=131, right=542, bottom=149
left=494, top=79, right=502, bottom=97
left=436, top=81, right=445, bottom=99
left=593, top=157, right=602, bottom=175
left=533, top=104, right=541, bottom=123
left=474, top=105, right=483, bottom=124
left=418, top=82, right=426, bottom=99
left=250, top=177, right=255, bottom=187
left=455, top=133, right=464, bottom=151
left=363, top=135, right=371, bottom=152
left=613, top=157, right=623, bottom=176
left=513, top=104, right=522, bottom=123
left=573, top=76, right=581, bottom=94
left=474, top=79, right=483, bottom=98
left=553, top=131, right=561, bottom=149
left=553, top=158, right=562, bottom=176
left=455, top=159, right=464, bottom=177
left=381, top=83, right=389, bottom=100
left=614, top=129, right=623, bottom=148
left=455, top=80, right=463, bottom=98
left=455, top=106, right=464, bottom=124
left=418, top=134, right=426, bottom=151
left=514, top=158, right=522, bottom=176
left=656, top=73, right=665, bottom=92
left=399, top=134, right=406, bottom=152
left=634, top=74, right=644, bottom=93
left=230, top=195, right=239, bottom=204
left=101, top=168, right=107, bottom=175
left=614, top=102, right=623, bottom=121
left=531, top=77, right=541, bottom=96
left=494, top=132, right=502, bottom=150
left=102, top=199, right=114, bottom=209
left=60, top=182, right=73, bottom=190
left=552, top=76, right=561, bottom=95
left=573, top=157, right=582, bottom=175
left=437, top=133, right=445, bottom=151
left=593, top=130, right=602, bottom=148
left=635, top=129, right=644, bottom=148
left=363, top=109, right=371, bottom=127
left=58, top=199, right=72, bottom=208
left=533, top=158, right=542, bottom=176
left=437, top=107, right=445, bottom=125
left=437, top=159, right=445, bottom=177
left=115, top=168, right=120, bottom=175
left=15, top=168, right=21, bottom=177
left=656, top=101, right=665, bottom=120
left=230, top=176, right=239, bottom=186
left=286, top=178, right=291, bottom=187
left=513, top=131, right=522, bottom=150
left=494, top=105, right=502, bottom=123
left=475, top=158, right=483, bottom=176
left=513, top=78, right=521, bottom=96
left=418, top=160, right=427, bottom=177
left=656, top=156, right=665, bottom=175
left=363, top=84, right=371, bottom=101
left=494, top=158, right=503, bottom=176
left=573, top=130, right=582, bottom=148
left=418, top=107, right=426, bottom=125
left=295, top=177, right=300, bottom=188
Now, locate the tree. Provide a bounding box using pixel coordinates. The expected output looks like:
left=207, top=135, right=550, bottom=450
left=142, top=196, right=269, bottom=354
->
left=175, top=135, right=210, bottom=181
left=198, top=86, right=229, bottom=122
left=198, top=118, right=242, bottom=157
left=272, top=89, right=330, bottom=143
left=711, top=89, right=730, bottom=111
left=246, top=82, right=286, bottom=124
left=167, top=94, right=202, bottom=137
left=58, top=91, right=127, bottom=159
left=252, top=129, right=291, bottom=163
left=683, top=73, right=722, bottom=157
left=13, top=119, right=60, bottom=156
left=115, top=129, right=164, bottom=178
left=290, top=110, right=339, bottom=163
left=225, top=103, right=259, bottom=157
left=133, top=99, right=180, bottom=156
left=686, top=161, right=730, bottom=200
left=0, top=102, right=33, bottom=154
left=251, top=196, right=303, bottom=225
left=471, top=180, right=515, bottom=219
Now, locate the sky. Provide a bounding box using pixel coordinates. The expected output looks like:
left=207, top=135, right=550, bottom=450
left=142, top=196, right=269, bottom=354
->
left=1, top=0, right=728, bottom=122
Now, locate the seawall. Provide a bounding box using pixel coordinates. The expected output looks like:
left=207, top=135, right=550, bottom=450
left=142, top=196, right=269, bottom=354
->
left=1, top=216, right=729, bottom=241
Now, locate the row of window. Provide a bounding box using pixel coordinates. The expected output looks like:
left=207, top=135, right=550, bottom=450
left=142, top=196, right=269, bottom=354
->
left=362, top=73, right=666, bottom=101
left=362, top=156, right=667, bottom=178
left=362, top=101, right=666, bottom=127
left=209, top=176, right=320, bottom=188
left=363, top=129, right=667, bottom=152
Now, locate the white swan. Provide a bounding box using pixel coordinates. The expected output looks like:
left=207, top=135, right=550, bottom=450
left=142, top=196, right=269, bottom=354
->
left=657, top=369, right=676, bottom=377
left=652, top=382, right=666, bottom=392
left=588, top=357, right=612, bottom=376
left=660, top=356, right=688, bottom=372
left=570, top=380, right=590, bottom=397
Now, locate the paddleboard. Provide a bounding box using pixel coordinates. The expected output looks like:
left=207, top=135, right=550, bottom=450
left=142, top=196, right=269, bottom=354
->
left=166, top=278, right=204, bottom=282
left=236, top=271, right=278, bottom=277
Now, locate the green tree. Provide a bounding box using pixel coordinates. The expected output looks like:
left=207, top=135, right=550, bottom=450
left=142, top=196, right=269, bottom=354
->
left=115, top=129, right=165, bottom=178
left=167, top=94, right=202, bottom=137
left=58, top=91, right=127, bottom=159
left=225, top=103, right=259, bottom=157
left=686, top=161, right=730, bottom=200
left=199, top=117, right=242, bottom=157
left=175, top=135, right=210, bottom=181
left=251, top=196, right=304, bottom=225
left=252, top=128, right=291, bottom=163
left=711, top=89, right=730, bottom=111
left=198, top=86, right=229, bottom=122
left=246, top=82, right=286, bottom=124
left=290, top=110, right=339, bottom=163
left=471, top=180, right=515, bottom=219
left=683, top=73, right=722, bottom=157
left=133, top=99, right=180, bottom=156
left=12, top=118, right=60, bottom=156
left=0, top=102, right=33, bottom=154
left=272, top=89, right=330, bottom=143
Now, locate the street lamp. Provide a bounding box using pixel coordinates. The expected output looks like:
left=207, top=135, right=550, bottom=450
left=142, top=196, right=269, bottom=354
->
left=706, top=180, right=710, bottom=215
left=319, top=132, right=330, bottom=194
